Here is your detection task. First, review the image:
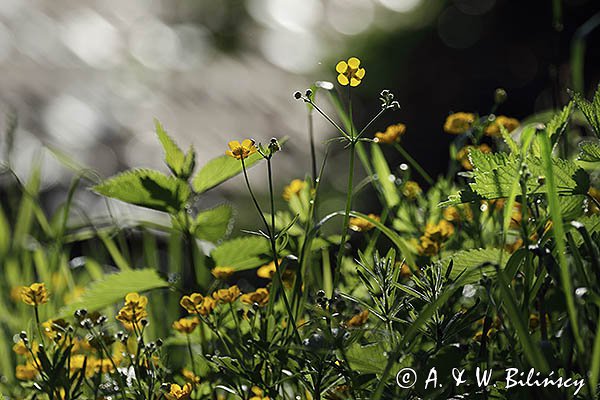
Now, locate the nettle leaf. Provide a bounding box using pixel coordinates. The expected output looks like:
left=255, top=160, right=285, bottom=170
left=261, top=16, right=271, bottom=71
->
left=578, top=140, right=600, bottom=163
left=467, top=150, right=589, bottom=200
left=440, top=248, right=509, bottom=283
left=57, top=269, right=169, bottom=319
left=371, top=143, right=400, bottom=207
left=194, top=204, right=234, bottom=242
left=193, top=152, right=263, bottom=194
left=94, top=169, right=191, bottom=213
left=573, top=84, right=600, bottom=137
left=546, top=101, right=574, bottom=148
left=155, top=119, right=195, bottom=179
left=210, top=236, right=270, bottom=270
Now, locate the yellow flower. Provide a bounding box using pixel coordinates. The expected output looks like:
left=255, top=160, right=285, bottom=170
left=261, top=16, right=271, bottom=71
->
left=402, top=181, right=422, bottom=200
left=225, top=139, right=257, bottom=160
left=42, top=319, right=69, bottom=341
left=374, top=123, right=406, bottom=144
left=484, top=115, right=520, bottom=137
left=241, top=288, right=270, bottom=307
left=212, top=285, right=241, bottom=304
left=15, top=362, right=39, bottom=380
left=116, top=292, right=148, bottom=331
left=335, top=57, right=366, bottom=87
left=13, top=340, right=30, bottom=356
left=416, top=220, right=455, bottom=256
left=444, top=112, right=476, bottom=134
left=473, top=329, right=495, bottom=342
left=456, top=144, right=491, bottom=170
left=250, top=386, right=270, bottom=400
left=399, top=263, right=413, bottom=279
left=172, top=317, right=200, bottom=334
left=182, top=368, right=201, bottom=385
left=20, top=282, right=49, bottom=306
left=180, top=293, right=216, bottom=316
left=211, top=266, right=235, bottom=280
left=348, top=214, right=379, bottom=232
left=346, top=309, right=369, bottom=327
left=165, top=382, right=193, bottom=400
left=282, top=179, right=306, bottom=201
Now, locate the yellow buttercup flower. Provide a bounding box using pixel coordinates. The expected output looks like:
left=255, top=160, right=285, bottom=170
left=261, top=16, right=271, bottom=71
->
left=416, top=220, right=455, bottom=256
left=182, top=368, right=201, bottom=385
left=374, top=123, right=406, bottom=144
left=172, top=317, right=200, bottom=334
left=20, top=283, right=49, bottom=306
left=484, top=115, right=520, bottom=137
left=225, top=139, right=257, bottom=160
left=346, top=309, right=369, bottom=327
left=456, top=143, right=491, bottom=170
left=402, top=181, right=422, bottom=200
left=282, top=179, right=306, bottom=201
left=250, top=386, right=270, bottom=400
left=116, top=292, right=148, bottom=331
left=211, top=266, right=235, bottom=280
left=444, top=112, right=476, bottom=134
left=241, top=288, right=270, bottom=307
left=15, top=362, right=39, bottom=380
left=335, top=57, right=366, bottom=87
left=42, top=319, right=69, bottom=341
left=349, top=214, right=379, bottom=232
left=212, top=285, right=241, bottom=304
left=165, top=382, right=193, bottom=400
left=180, top=293, right=216, bottom=316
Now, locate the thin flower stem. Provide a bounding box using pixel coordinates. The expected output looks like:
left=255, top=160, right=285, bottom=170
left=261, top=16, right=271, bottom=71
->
left=334, top=142, right=356, bottom=287
left=241, top=157, right=272, bottom=238
left=356, top=108, right=386, bottom=139
left=308, top=110, right=318, bottom=183
left=307, top=100, right=351, bottom=140
left=266, top=157, right=301, bottom=343
left=393, top=142, right=434, bottom=185
left=33, top=306, right=45, bottom=347
left=186, top=334, right=197, bottom=376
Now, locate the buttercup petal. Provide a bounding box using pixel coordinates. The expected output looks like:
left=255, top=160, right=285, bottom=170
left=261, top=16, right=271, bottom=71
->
left=347, top=57, right=360, bottom=69
left=241, top=139, right=254, bottom=148
left=350, top=77, right=361, bottom=87
left=335, top=61, right=348, bottom=74
left=227, top=140, right=241, bottom=150
left=355, top=68, right=365, bottom=79
left=337, top=74, right=349, bottom=86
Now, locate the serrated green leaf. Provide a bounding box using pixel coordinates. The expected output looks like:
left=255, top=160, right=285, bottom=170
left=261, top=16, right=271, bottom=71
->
left=371, top=143, right=400, bottom=207
left=573, top=84, right=600, bottom=137
left=194, top=204, right=234, bottom=242
left=439, top=248, right=509, bottom=283
left=439, top=186, right=481, bottom=207
left=155, top=119, right=195, bottom=179
left=57, top=269, right=169, bottom=318
left=546, top=101, right=574, bottom=148
left=578, top=140, right=600, bottom=162
left=210, top=236, right=270, bottom=270
left=347, top=343, right=391, bottom=374
left=192, top=152, right=263, bottom=194
left=94, top=169, right=191, bottom=213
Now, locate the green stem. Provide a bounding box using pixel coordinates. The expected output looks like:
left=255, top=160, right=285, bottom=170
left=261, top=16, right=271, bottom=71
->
left=334, top=142, right=356, bottom=287
left=393, top=142, right=434, bottom=185
left=186, top=334, right=197, bottom=376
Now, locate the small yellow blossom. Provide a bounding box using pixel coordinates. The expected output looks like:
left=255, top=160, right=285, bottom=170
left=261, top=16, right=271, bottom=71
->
left=473, top=329, right=495, bottom=342
left=13, top=340, right=32, bottom=356
left=444, top=112, right=476, bottom=134
left=250, top=386, right=270, bottom=400
left=180, top=293, right=216, bottom=316
left=399, top=263, right=413, bottom=279
left=172, top=317, right=200, bottom=334
left=335, top=57, right=365, bottom=87
left=165, top=382, right=193, bottom=400
left=212, top=286, right=241, bottom=304
left=374, top=123, right=406, bottom=144
left=346, top=309, right=369, bottom=327
left=15, top=362, right=39, bottom=380
left=484, top=115, right=520, bottom=137
left=256, top=260, right=294, bottom=287
left=225, top=139, right=257, bottom=160
left=348, top=214, right=379, bottom=232
left=116, top=292, right=148, bottom=331
left=20, top=283, right=49, bottom=306
left=42, top=319, right=69, bottom=341
left=241, top=288, right=270, bottom=307
left=282, top=179, right=306, bottom=201
left=416, top=220, right=455, bottom=256
left=211, top=266, right=235, bottom=280
left=402, top=181, right=422, bottom=200
left=182, top=368, right=201, bottom=385
left=456, top=144, right=492, bottom=170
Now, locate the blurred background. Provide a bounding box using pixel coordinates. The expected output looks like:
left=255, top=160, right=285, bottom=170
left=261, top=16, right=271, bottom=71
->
left=0, top=0, right=599, bottom=228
